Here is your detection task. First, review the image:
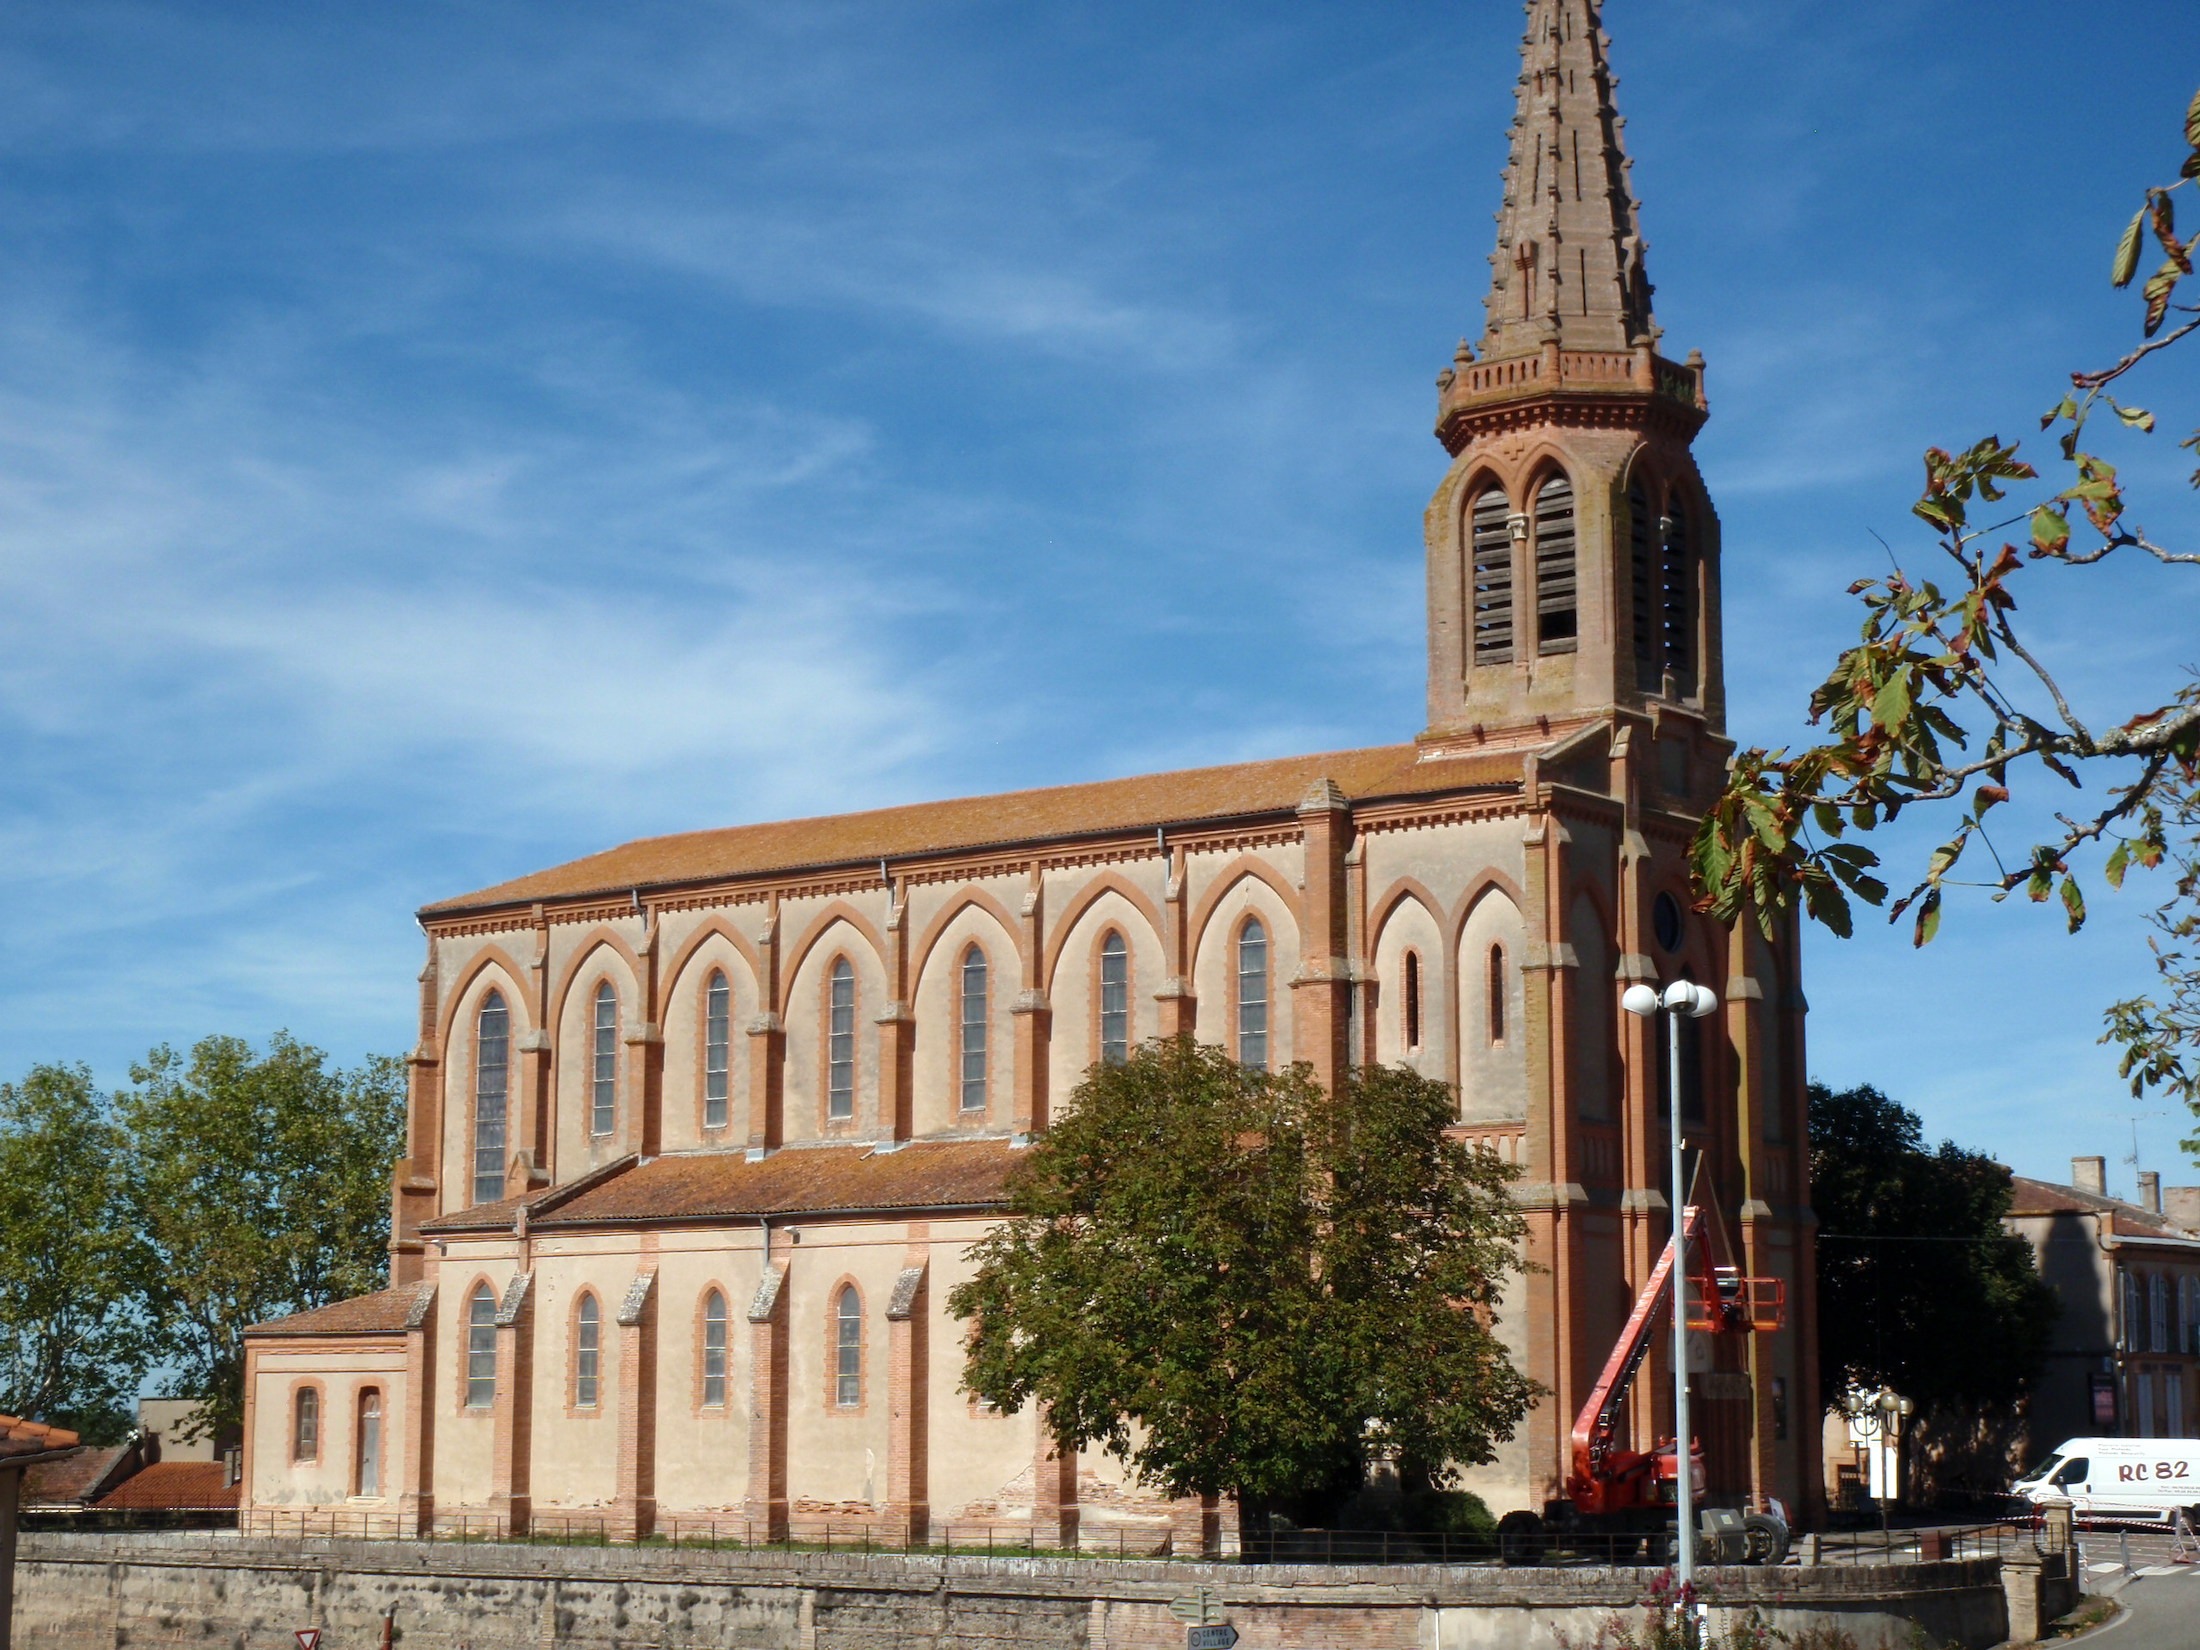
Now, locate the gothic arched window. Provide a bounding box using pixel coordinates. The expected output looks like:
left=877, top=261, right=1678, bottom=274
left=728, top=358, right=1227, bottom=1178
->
left=827, top=958, right=856, bottom=1121
left=701, top=1288, right=728, bottom=1407
left=1534, top=472, right=1577, bottom=653
left=574, top=1292, right=601, bottom=1409
left=1469, top=486, right=1514, bottom=664
left=1488, top=945, right=1507, bottom=1046
left=834, top=1284, right=863, bottom=1407
left=959, top=944, right=989, bottom=1112
left=472, top=991, right=509, bottom=1206
left=1098, top=931, right=1130, bottom=1066
left=1236, top=917, right=1270, bottom=1069
left=591, top=981, right=618, bottom=1137
left=703, top=970, right=731, bottom=1131
left=1403, top=950, right=1423, bottom=1052
left=466, top=1282, right=498, bottom=1408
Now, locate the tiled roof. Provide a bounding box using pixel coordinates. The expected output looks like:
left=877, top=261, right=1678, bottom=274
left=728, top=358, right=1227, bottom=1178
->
left=94, top=1461, right=238, bottom=1512
left=2007, top=1175, right=2199, bottom=1242
left=245, top=1280, right=436, bottom=1340
left=0, top=1413, right=80, bottom=1464
left=420, top=743, right=1523, bottom=917
left=21, top=1444, right=133, bottom=1508
left=420, top=1138, right=1020, bottom=1234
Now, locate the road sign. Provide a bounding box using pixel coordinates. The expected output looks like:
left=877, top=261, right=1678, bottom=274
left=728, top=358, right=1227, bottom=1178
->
left=295, top=1632, right=322, bottom=1650
left=1186, top=1627, right=1238, bottom=1650
left=1169, top=1588, right=1225, bottom=1625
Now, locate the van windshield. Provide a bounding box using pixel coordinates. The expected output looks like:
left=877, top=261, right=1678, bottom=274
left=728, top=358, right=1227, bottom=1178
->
left=2022, top=1455, right=2063, bottom=1485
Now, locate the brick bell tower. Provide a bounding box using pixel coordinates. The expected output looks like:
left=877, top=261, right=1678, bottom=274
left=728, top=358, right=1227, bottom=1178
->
left=1421, top=2, right=1821, bottom=1527
left=1421, top=0, right=1723, bottom=752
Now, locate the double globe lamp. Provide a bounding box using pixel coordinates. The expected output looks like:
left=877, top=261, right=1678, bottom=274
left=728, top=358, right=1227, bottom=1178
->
left=1620, top=979, right=1719, bottom=1590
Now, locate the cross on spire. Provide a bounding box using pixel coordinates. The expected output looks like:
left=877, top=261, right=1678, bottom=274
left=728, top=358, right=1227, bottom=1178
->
left=1480, top=0, right=1654, bottom=359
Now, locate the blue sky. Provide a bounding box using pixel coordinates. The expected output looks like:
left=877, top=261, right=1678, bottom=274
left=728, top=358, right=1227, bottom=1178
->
left=1, top=1, right=2195, bottom=1194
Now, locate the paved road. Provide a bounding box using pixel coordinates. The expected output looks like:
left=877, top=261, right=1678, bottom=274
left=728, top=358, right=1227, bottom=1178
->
left=2076, top=1550, right=2200, bottom=1650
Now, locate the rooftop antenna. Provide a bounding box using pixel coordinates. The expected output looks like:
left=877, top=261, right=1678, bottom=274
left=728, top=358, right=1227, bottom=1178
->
left=2119, top=1110, right=2166, bottom=1195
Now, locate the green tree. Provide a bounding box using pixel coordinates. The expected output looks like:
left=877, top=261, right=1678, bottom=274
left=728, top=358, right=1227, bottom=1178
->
left=120, top=1033, right=404, bottom=1434
left=948, top=1040, right=1537, bottom=1527
left=1691, top=90, right=2200, bottom=1137
left=1809, top=1082, right=2055, bottom=1496
left=0, top=1064, right=144, bottom=1441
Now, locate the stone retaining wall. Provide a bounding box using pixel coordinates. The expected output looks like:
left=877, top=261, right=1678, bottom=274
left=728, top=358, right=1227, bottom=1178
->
left=12, top=1533, right=2012, bottom=1650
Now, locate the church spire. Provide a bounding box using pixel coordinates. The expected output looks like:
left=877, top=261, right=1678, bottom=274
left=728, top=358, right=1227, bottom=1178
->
left=1480, top=0, right=1653, bottom=359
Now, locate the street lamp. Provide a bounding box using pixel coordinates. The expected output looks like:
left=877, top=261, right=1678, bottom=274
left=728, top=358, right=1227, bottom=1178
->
left=1622, top=978, right=1719, bottom=1590
left=1843, top=1385, right=1914, bottom=1557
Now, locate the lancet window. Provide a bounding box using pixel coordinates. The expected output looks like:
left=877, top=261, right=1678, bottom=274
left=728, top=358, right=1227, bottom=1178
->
left=472, top=991, right=509, bottom=1206
left=704, top=970, right=731, bottom=1130
left=827, top=959, right=856, bottom=1120
left=1236, top=917, right=1270, bottom=1069
left=960, top=945, right=989, bottom=1112
left=591, top=981, right=617, bottom=1137
left=1099, top=931, right=1130, bottom=1066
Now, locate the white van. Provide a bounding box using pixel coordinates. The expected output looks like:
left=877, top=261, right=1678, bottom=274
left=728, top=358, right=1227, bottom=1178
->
left=2012, top=1438, right=2200, bottom=1527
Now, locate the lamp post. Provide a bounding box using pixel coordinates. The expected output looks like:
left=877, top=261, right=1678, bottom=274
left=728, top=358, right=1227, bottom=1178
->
left=1622, top=978, right=1719, bottom=1591
left=1843, top=1385, right=1913, bottom=1559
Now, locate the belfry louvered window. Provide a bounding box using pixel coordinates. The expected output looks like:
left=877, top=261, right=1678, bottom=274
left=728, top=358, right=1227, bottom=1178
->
left=1629, top=482, right=1658, bottom=690
left=1534, top=474, right=1577, bottom=654
left=472, top=991, right=509, bottom=1206
left=1661, top=501, right=1696, bottom=695
left=1469, top=487, right=1513, bottom=664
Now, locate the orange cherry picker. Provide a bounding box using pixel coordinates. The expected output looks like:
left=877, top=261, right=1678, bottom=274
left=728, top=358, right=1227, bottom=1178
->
left=1494, top=1202, right=1788, bottom=1566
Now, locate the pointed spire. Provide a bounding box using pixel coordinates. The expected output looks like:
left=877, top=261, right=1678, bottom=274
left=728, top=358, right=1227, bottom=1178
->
left=1480, top=0, right=1654, bottom=358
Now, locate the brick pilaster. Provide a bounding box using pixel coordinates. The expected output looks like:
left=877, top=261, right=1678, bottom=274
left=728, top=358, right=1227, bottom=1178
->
left=1031, top=1405, right=1078, bottom=1550
left=879, top=883, right=915, bottom=1141
left=1156, top=847, right=1194, bottom=1039
left=745, top=1261, right=790, bottom=1539
left=398, top=1291, right=436, bottom=1538
left=610, top=1266, right=656, bottom=1541
left=488, top=1272, right=534, bottom=1535
left=883, top=1255, right=929, bottom=1543
left=1289, top=780, right=1352, bottom=1094
left=748, top=901, right=785, bottom=1154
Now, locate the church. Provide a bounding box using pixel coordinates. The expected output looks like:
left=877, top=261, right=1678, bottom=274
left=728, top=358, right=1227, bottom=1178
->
left=243, top=0, right=1822, bottom=1548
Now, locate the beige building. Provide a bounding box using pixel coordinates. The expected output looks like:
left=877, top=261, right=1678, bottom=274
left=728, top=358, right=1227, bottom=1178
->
left=2007, top=1158, right=2200, bottom=1452
left=242, top=0, right=1820, bottom=1546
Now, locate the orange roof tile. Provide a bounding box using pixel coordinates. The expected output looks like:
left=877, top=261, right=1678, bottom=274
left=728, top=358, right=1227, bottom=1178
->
left=420, top=1138, right=1019, bottom=1234
left=0, top=1413, right=80, bottom=1462
left=245, top=1280, right=436, bottom=1340
left=94, top=1461, right=238, bottom=1512
left=421, top=743, right=1522, bottom=917
left=21, top=1444, right=134, bottom=1508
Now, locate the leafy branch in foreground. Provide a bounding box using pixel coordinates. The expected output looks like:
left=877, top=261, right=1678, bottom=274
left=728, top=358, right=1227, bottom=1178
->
left=1692, top=87, right=2200, bottom=1119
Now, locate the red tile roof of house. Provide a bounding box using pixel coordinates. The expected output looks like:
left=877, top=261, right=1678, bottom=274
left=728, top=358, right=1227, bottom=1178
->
left=93, top=1461, right=238, bottom=1511
left=420, top=743, right=1523, bottom=917
left=420, top=1138, right=1020, bottom=1234
left=2007, top=1175, right=2200, bottom=1242
left=0, top=1413, right=80, bottom=1464
left=245, top=1280, right=437, bottom=1340
left=21, top=1444, right=135, bottom=1508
